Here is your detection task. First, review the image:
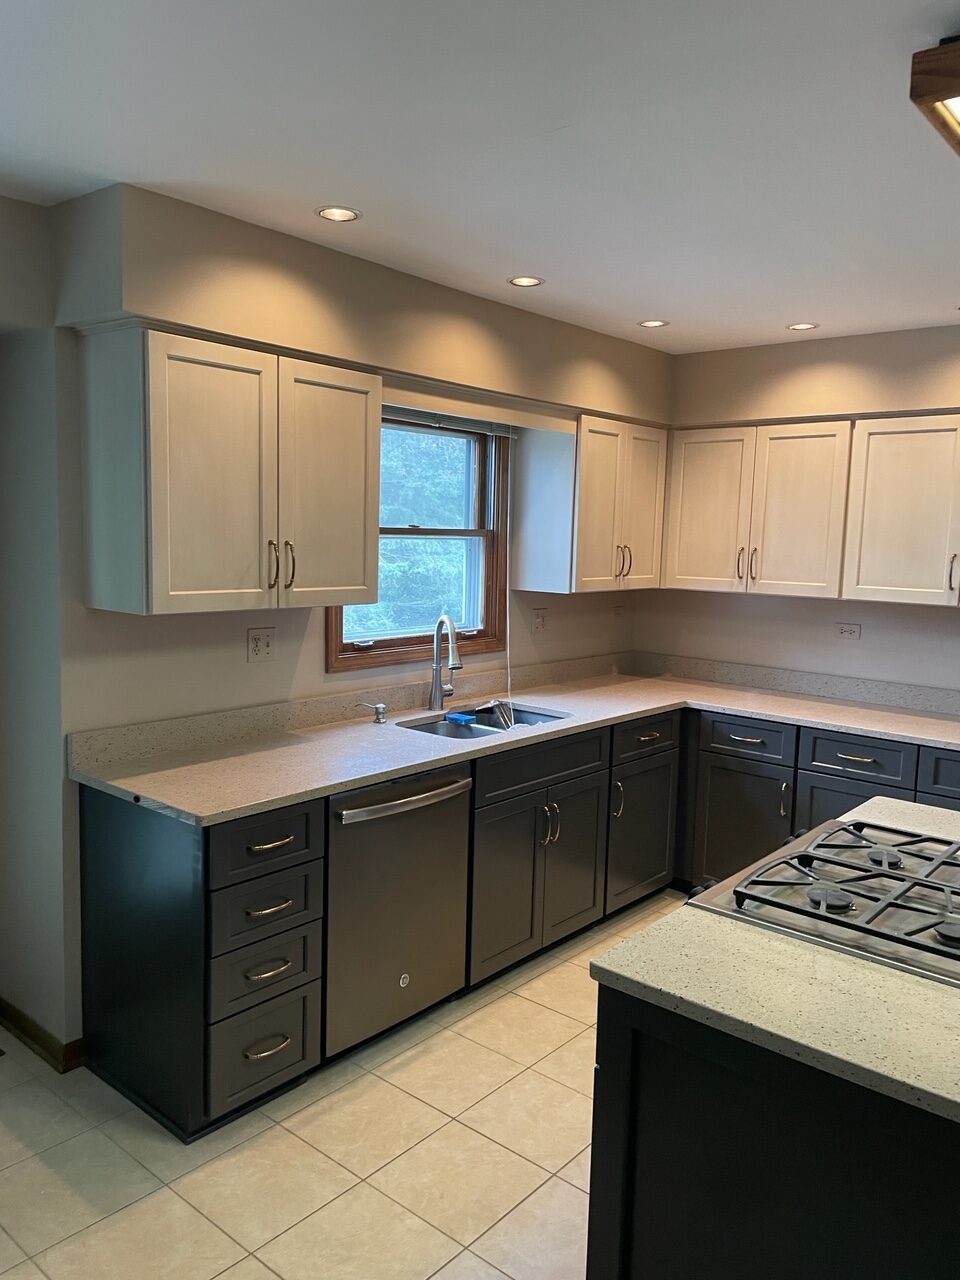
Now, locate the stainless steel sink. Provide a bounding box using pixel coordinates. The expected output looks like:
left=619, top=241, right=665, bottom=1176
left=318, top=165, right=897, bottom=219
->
left=398, top=701, right=568, bottom=738
left=397, top=716, right=504, bottom=739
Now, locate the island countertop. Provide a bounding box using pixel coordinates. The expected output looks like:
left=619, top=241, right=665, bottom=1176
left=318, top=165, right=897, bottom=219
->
left=590, top=796, right=960, bottom=1124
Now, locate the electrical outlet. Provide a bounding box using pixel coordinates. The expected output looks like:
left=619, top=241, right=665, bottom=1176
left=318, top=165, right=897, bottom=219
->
left=532, top=608, right=547, bottom=634
left=834, top=622, right=862, bottom=641
left=247, top=627, right=276, bottom=662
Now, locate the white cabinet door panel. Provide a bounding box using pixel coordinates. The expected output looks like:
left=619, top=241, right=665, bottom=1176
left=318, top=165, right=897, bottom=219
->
left=278, top=358, right=381, bottom=607
left=748, top=422, right=851, bottom=598
left=620, top=425, right=667, bottom=589
left=574, top=417, right=625, bottom=592
left=842, top=417, right=960, bottom=606
left=147, top=332, right=278, bottom=613
left=663, top=427, right=755, bottom=592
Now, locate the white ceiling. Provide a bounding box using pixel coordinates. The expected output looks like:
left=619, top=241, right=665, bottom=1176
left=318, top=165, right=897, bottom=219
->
left=1, top=0, right=959, bottom=353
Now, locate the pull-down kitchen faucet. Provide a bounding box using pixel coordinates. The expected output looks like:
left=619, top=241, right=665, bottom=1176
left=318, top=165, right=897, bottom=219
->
left=429, top=613, right=463, bottom=710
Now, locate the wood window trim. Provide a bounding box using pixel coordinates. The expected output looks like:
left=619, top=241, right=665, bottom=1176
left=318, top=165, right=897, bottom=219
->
left=325, top=432, right=508, bottom=672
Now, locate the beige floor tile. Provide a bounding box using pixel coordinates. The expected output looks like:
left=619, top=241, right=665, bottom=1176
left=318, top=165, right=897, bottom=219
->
left=43, top=1068, right=133, bottom=1125
left=0, top=1056, right=33, bottom=1095
left=370, top=1121, right=547, bottom=1246
left=430, top=1252, right=510, bottom=1278
left=4, top=1263, right=45, bottom=1279
left=348, top=1013, right=446, bottom=1071
left=0, top=1128, right=160, bottom=1255
left=569, top=932, right=624, bottom=969
left=459, top=1071, right=593, bottom=1172
left=473, top=1178, right=589, bottom=1280
left=533, top=1028, right=596, bottom=1097
left=214, top=1260, right=278, bottom=1280
left=0, top=1226, right=26, bottom=1272
left=0, top=1081, right=90, bottom=1172
left=375, top=1030, right=522, bottom=1116
left=102, top=1106, right=272, bottom=1182
left=557, top=1145, right=591, bottom=1192
left=429, top=983, right=510, bottom=1028
left=35, top=1187, right=244, bottom=1280
left=172, top=1126, right=356, bottom=1251
left=257, top=1182, right=459, bottom=1280
left=497, top=952, right=565, bottom=991
left=453, top=994, right=587, bottom=1067
left=284, top=1073, right=446, bottom=1177
left=514, top=963, right=599, bottom=1025
left=258, top=1057, right=364, bottom=1122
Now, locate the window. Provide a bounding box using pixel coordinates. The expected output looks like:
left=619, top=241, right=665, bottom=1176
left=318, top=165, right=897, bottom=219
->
left=325, top=419, right=508, bottom=670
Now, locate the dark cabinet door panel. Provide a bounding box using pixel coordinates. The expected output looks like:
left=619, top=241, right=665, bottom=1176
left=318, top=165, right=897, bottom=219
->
left=917, top=790, right=960, bottom=812
left=794, top=771, right=913, bottom=832
left=542, top=772, right=609, bottom=945
left=470, top=791, right=548, bottom=983
left=694, top=756, right=793, bottom=884
left=606, top=750, right=679, bottom=913
left=917, top=747, right=960, bottom=800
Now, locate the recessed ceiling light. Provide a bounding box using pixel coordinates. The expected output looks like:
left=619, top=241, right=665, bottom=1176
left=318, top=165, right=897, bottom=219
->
left=508, top=276, right=545, bottom=287
left=637, top=319, right=670, bottom=329
left=315, top=206, right=362, bottom=222
left=786, top=322, right=820, bottom=331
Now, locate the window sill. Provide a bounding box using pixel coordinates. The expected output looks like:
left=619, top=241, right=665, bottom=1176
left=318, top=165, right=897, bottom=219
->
left=325, top=629, right=504, bottom=673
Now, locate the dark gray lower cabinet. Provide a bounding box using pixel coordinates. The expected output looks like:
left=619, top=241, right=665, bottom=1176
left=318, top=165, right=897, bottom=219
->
left=694, top=754, right=793, bottom=884
left=542, top=772, right=608, bottom=945
left=917, top=790, right=960, bottom=812
left=606, top=750, right=679, bottom=912
left=794, top=770, right=912, bottom=831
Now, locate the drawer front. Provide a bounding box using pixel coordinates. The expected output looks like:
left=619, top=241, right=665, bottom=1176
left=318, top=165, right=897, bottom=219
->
left=612, top=712, right=680, bottom=764
left=209, top=860, right=323, bottom=956
left=207, top=980, right=321, bottom=1119
left=475, top=729, right=610, bottom=807
left=700, top=714, right=797, bottom=765
left=209, top=921, right=323, bottom=1023
left=917, top=747, right=960, bottom=799
left=917, top=790, right=960, bottom=813
left=208, top=800, right=324, bottom=890
left=798, top=728, right=917, bottom=788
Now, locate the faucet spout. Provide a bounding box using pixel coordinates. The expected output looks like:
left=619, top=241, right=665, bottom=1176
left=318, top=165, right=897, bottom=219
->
left=429, top=614, right=462, bottom=711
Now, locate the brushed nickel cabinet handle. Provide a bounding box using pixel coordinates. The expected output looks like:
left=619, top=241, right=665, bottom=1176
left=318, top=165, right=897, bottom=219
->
left=612, top=780, right=625, bottom=819
left=779, top=781, right=791, bottom=819
left=549, top=802, right=561, bottom=844
left=729, top=734, right=765, bottom=745
left=539, top=805, right=553, bottom=846
left=615, top=544, right=624, bottom=578
left=284, top=540, right=296, bottom=589
left=268, top=539, right=280, bottom=590
left=245, top=898, right=294, bottom=920
left=244, top=958, right=293, bottom=983
left=736, top=546, right=745, bottom=580
left=623, top=544, right=633, bottom=577
left=950, top=552, right=957, bottom=592
left=837, top=752, right=876, bottom=765
left=247, top=835, right=296, bottom=855
left=243, top=1034, right=292, bottom=1061
left=749, top=547, right=758, bottom=581
left=636, top=732, right=661, bottom=743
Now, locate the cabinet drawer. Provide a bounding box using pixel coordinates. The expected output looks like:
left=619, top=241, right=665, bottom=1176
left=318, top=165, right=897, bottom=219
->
left=208, top=800, right=324, bottom=890
left=475, top=729, right=610, bottom=806
left=612, top=712, right=679, bottom=763
left=209, top=860, right=323, bottom=956
left=798, top=728, right=917, bottom=788
left=207, top=980, right=321, bottom=1119
left=209, top=921, right=323, bottom=1022
left=700, top=714, right=796, bottom=765
left=917, top=747, right=960, bottom=799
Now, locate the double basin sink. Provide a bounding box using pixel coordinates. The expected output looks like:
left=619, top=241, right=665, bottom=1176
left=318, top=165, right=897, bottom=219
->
left=398, top=700, right=567, bottom=739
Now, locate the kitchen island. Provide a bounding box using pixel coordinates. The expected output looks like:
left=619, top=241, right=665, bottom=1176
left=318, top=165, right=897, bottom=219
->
left=586, top=796, right=960, bottom=1280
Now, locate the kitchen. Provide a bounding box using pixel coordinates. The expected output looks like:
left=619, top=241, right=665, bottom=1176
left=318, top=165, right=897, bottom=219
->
left=2, top=4, right=960, bottom=1279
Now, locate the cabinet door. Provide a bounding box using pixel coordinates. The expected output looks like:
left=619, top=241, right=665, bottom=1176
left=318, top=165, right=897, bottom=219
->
left=747, top=422, right=851, bottom=598
left=542, top=773, right=609, bottom=945
left=694, top=755, right=793, bottom=884
left=574, top=417, right=626, bottom=591
left=662, top=427, right=756, bottom=592
left=620, top=424, right=668, bottom=590
left=278, top=358, right=381, bottom=607
left=794, top=771, right=912, bottom=833
left=470, top=792, right=548, bottom=983
left=607, top=751, right=678, bottom=913
left=842, top=417, right=960, bottom=605
left=146, top=332, right=278, bottom=613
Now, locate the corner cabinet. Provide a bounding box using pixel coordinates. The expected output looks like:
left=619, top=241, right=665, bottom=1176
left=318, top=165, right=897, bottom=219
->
left=511, top=415, right=667, bottom=593
left=83, top=329, right=381, bottom=613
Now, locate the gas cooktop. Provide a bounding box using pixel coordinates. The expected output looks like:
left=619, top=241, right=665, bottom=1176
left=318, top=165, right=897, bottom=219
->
left=690, top=818, right=960, bottom=989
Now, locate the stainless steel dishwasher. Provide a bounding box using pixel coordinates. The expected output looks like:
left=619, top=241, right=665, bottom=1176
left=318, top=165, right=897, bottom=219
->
left=325, top=764, right=472, bottom=1057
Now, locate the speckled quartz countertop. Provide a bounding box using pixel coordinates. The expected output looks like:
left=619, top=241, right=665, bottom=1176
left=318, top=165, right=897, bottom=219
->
left=591, top=797, right=960, bottom=1123
left=68, top=674, right=960, bottom=826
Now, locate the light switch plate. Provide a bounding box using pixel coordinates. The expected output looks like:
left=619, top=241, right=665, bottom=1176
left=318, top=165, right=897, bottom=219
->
left=247, top=627, right=276, bottom=662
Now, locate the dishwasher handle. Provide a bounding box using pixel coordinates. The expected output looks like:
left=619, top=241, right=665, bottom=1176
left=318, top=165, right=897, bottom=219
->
left=336, top=776, right=472, bottom=825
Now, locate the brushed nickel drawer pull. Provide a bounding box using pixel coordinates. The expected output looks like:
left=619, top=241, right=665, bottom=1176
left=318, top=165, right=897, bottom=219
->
left=749, top=547, right=758, bottom=581
left=779, top=781, right=791, bottom=819
left=836, top=752, right=876, bottom=765
left=267, top=539, right=280, bottom=590
left=729, top=734, right=765, bottom=745
left=623, top=544, right=633, bottom=577
left=636, top=732, right=661, bottom=743
left=612, top=780, right=625, bottom=819
left=245, top=898, right=294, bottom=920
left=284, top=540, right=296, bottom=589
left=539, top=805, right=552, bottom=846
left=244, top=958, right=293, bottom=983
left=736, top=546, right=745, bottom=580
left=247, top=835, right=296, bottom=854
left=243, top=1034, right=291, bottom=1061
left=950, top=552, right=957, bottom=593
left=549, top=802, right=561, bottom=844
left=615, top=544, right=624, bottom=578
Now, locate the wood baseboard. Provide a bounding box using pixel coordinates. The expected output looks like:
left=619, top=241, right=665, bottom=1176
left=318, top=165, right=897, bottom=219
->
left=0, top=995, right=84, bottom=1073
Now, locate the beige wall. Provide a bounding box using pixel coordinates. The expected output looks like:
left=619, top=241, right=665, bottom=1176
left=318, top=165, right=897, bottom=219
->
left=0, top=196, right=53, bottom=329
left=673, top=325, right=960, bottom=425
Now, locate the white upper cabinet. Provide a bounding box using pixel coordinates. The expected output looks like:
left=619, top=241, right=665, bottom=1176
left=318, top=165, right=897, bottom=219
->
left=574, top=417, right=627, bottom=592
left=662, top=427, right=756, bottom=592
left=842, top=416, right=960, bottom=606
left=83, top=329, right=381, bottom=613
left=278, top=358, right=380, bottom=608
left=747, top=422, right=851, bottom=598
left=619, top=423, right=668, bottom=589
